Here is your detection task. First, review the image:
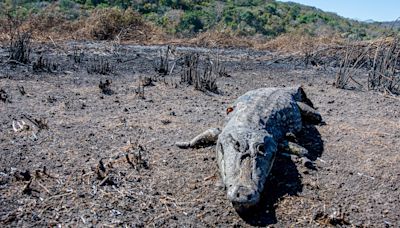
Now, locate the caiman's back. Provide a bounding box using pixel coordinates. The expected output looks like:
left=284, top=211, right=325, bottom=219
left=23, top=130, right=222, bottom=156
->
left=224, top=87, right=303, bottom=140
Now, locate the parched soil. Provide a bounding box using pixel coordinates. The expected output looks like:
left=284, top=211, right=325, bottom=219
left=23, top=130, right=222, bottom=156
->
left=0, top=43, right=399, bottom=227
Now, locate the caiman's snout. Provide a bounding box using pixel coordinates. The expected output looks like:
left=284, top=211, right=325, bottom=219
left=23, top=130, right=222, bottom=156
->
left=227, top=185, right=260, bottom=210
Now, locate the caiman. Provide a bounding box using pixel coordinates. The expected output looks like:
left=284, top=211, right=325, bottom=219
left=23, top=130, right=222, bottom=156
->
left=176, top=86, right=322, bottom=211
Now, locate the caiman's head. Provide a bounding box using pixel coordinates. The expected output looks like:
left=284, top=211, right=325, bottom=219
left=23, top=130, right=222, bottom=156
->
left=216, top=128, right=277, bottom=212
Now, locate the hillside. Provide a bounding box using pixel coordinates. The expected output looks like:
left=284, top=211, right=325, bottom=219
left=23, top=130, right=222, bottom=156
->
left=0, top=0, right=394, bottom=42
left=375, top=20, right=400, bottom=29
left=133, top=0, right=386, bottom=39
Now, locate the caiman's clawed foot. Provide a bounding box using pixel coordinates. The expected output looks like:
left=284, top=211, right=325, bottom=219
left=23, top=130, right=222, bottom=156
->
left=279, top=140, right=315, bottom=169
left=279, top=140, right=308, bottom=157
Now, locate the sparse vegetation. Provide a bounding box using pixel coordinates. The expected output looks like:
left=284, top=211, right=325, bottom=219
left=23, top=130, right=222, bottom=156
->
left=140, top=75, right=155, bottom=87
left=72, top=46, right=85, bottom=64
left=334, top=33, right=400, bottom=95
left=0, top=0, right=397, bottom=44
left=124, top=140, right=149, bottom=171
left=99, top=79, right=113, bottom=95
left=135, top=76, right=146, bottom=99
left=335, top=42, right=369, bottom=89
left=180, top=53, right=220, bottom=93
left=32, top=55, right=59, bottom=73
left=134, top=83, right=145, bottom=99
left=154, top=46, right=171, bottom=76
left=0, top=88, right=10, bottom=103
left=87, top=56, right=114, bottom=74
left=368, top=36, right=400, bottom=95
left=8, top=31, right=31, bottom=64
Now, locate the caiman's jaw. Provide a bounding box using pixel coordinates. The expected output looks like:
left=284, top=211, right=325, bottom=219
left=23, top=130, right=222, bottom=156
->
left=217, top=129, right=277, bottom=210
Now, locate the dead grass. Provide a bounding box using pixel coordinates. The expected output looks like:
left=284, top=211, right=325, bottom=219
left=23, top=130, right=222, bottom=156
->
left=81, top=8, right=145, bottom=41
left=186, top=29, right=256, bottom=48
left=0, top=6, right=162, bottom=43
left=333, top=36, right=400, bottom=94
left=0, top=5, right=351, bottom=54
left=260, top=33, right=344, bottom=53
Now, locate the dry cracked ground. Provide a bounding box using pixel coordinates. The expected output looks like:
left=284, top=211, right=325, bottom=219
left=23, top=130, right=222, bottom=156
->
left=0, top=42, right=399, bottom=227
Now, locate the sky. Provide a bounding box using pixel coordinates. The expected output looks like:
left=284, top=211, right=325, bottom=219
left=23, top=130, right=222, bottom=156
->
left=278, top=0, right=399, bottom=22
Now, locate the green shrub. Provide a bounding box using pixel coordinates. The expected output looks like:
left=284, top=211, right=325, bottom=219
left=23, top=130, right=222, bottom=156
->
left=60, top=0, right=75, bottom=11
left=178, top=11, right=204, bottom=33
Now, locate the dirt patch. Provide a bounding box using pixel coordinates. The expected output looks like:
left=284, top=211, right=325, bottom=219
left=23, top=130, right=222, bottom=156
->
left=0, top=43, right=399, bottom=227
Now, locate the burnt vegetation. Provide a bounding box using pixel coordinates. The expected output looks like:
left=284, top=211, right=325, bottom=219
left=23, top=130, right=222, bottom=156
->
left=335, top=33, right=400, bottom=95
left=87, top=56, right=115, bottom=75
left=99, top=79, right=114, bottom=95
left=368, top=36, right=400, bottom=94
left=32, top=55, right=59, bottom=73
left=8, top=31, right=31, bottom=64
left=154, top=46, right=171, bottom=76
left=180, top=53, right=223, bottom=94
left=0, top=88, right=10, bottom=103
left=72, top=46, right=85, bottom=64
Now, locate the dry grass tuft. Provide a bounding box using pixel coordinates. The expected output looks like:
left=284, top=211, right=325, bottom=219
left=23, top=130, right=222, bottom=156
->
left=28, top=5, right=80, bottom=40
left=261, top=33, right=343, bottom=53
left=80, top=7, right=157, bottom=42
left=368, top=36, right=400, bottom=94
left=0, top=5, right=162, bottom=43
left=333, top=35, right=400, bottom=94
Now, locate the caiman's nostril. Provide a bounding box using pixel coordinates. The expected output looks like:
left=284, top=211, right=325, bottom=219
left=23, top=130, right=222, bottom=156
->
left=234, top=141, right=240, bottom=150
left=235, top=186, right=249, bottom=200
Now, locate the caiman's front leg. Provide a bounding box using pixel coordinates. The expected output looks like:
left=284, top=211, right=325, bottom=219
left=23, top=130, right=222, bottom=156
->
left=176, top=128, right=221, bottom=149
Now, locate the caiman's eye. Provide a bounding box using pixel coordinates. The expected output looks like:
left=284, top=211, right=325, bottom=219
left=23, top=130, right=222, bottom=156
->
left=234, top=141, right=240, bottom=150
left=256, top=143, right=265, bottom=155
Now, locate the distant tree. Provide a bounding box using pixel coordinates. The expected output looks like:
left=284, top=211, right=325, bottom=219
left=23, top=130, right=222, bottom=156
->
left=178, top=11, right=204, bottom=33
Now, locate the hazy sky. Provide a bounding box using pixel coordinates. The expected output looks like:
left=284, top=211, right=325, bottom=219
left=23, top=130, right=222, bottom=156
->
left=278, top=0, right=399, bottom=22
